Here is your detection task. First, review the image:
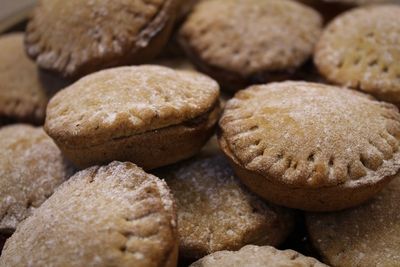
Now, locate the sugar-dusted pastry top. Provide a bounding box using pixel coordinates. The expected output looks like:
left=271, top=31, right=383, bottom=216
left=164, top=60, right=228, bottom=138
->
left=315, top=5, right=400, bottom=102
left=0, top=161, right=177, bottom=267
left=0, top=33, right=48, bottom=124
left=190, top=245, right=328, bottom=267
left=157, top=155, right=294, bottom=258
left=180, top=0, right=322, bottom=76
left=45, top=65, right=219, bottom=147
left=220, top=81, right=400, bottom=188
left=25, top=0, right=177, bottom=77
left=0, top=124, right=71, bottom=232
left=307, top=176, right=400, bottom=266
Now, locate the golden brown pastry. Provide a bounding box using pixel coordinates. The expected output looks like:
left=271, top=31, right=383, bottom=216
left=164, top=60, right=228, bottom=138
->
left=0, top=161, right=178, bottom=267
left=179, top=0, right=322, bottom=91
left=156, top=154, right=294, bottom=259
left=0, top=124, right=72, bottom=233
left=45, top=65, right=220, bottom=169
left=306, top=176, right=400, bottom=267
left=219, top=81, right=400, bottom=211
left=0, top=33, right=48, bottom=125
left=315, top=5, right=400, bottom=104
left=25, top=0, right=179, bottom=78
left=190, top=245, right=328, bottom=267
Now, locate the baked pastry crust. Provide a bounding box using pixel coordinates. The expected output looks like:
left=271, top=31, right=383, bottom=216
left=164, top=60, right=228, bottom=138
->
left=59, top=104, right=220, bottom=169
left=315, top=5, right=400, bottom=104
left=219, top=81, right=400, bottom=211
left=306, top=176, right=400, bottom=266
left=45, top=65, right=219, bottom=147
left=25, top=0, right=179, bottom=78
left=156, top=154, right=294, bottom=259
left=0, top=161, right=178, bottom=267
left=190, top=245, right=328, bottom=267
left=45, top=65, right=220, bottom=169
left=0, top=33, right=48, bottom=125
left=0, top=124, right=71, bottom=233
left=179, top=0, right=322, bottom=90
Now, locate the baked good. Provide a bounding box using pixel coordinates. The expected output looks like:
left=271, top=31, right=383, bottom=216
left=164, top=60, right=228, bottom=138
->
left=306, top=175, right=400, bottom=267
left=179, top=0, right=322, bottom=91
left=190, top=245, right=328, bottom=267
left=0, top=161, right=178, bottom=267
left=25, top=0, right=179, bottom=78
left=155, top=154, right=294, bottom=259
left=0, top=33, right=48, bottom=125
left=45, top=65, right=220, bottom=169
left=315, top=5, right=400, bottom=105
left=0, top=124, right=71, bottom=233
left=219, top=81, right=400, bottom=211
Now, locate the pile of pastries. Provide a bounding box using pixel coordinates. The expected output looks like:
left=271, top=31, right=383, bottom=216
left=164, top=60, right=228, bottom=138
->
left=0, top=0, right=399, bottom=266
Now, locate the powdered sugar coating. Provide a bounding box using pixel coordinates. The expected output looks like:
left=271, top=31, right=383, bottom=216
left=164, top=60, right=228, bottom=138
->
left=220, top=81, right=400, bottom=188
left=315, top=5, right=400, bottom=103
left=0, top=161, right=177, bottom=267
left=25, top=0, right=177, bottom=77
left=45, top=65, right=219, bottom=147
left=190, top=245, right=328, bottom=267
left=307, top=176, right=400, bottom=266
left=156, top=155, right=294, bottom=259
left=0, top=124, right=71, bottom=232
left=180, top=0, right=322, bottom=76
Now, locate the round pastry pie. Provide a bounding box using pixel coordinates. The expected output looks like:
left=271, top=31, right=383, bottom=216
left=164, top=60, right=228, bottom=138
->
left=0, top=161, right=178, bottom=267
left=179, top=0, right=322, bottom=91
left=0, top=33, right=48, bottom=125
left=45, top=65, right=220, bottom=169
left=25, top=0, right=179, bottom=78
left=155, top=154, right=294, bottom=259
left=0, top=124, right=72, bottom=233
left=315, top=5, right=400, bottom=105
left=190, top=245, right=328, bottom=267
left=219, top=81, right=400, bottom=211
left=306, top=176, right=400, bottom=266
